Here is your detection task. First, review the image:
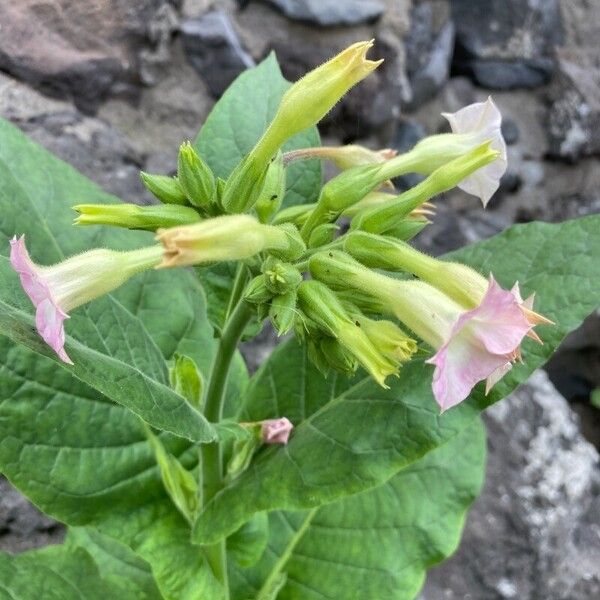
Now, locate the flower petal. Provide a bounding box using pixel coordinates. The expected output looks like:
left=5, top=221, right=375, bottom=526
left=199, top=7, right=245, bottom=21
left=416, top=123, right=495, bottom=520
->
left=9, top=235, right=72, bottom=364
left=261, top=418, right=293, bottom=445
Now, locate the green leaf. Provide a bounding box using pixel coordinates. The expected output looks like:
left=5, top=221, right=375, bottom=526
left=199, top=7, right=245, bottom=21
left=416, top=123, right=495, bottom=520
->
left=195, top=52, right=322, bottom=210
left=0, top=539, right=158, bottom=600
left=0, top=117, right=248, bottom=599
left=193, top=215, right=600, bottom=544
left=230, top=418, right=485, bottom=600
left=228, top=512, right=270, bottom=568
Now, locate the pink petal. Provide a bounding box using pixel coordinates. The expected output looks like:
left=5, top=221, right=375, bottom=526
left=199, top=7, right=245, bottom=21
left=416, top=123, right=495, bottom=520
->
left=485, top=362, right=512, bottom=395
left=261, top=418, right=293, bottom=445
left=9, top=235, right=73, bottom=364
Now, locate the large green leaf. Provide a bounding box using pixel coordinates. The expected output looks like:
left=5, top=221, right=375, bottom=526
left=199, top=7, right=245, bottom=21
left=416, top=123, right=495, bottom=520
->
left=0, top=117, right=248, bottom=598
left=0, top=535, right=160, bottom=600
left=230, top=419, right=485, bottom=600
left=193, top=215, right=600, bottom=544
left=195, top=52, right=322, bottom=210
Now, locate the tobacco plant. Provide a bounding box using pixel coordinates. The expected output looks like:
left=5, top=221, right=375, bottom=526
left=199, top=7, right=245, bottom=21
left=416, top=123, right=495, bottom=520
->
left=0, top=42, right=599, bottom=600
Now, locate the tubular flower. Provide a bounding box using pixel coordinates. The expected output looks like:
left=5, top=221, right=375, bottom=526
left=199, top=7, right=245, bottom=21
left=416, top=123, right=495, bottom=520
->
left=261, top=418, right=294, bottom=445
left=309, top=250, right=538, bottom=411
left=9, top=236, right=163, bottom=364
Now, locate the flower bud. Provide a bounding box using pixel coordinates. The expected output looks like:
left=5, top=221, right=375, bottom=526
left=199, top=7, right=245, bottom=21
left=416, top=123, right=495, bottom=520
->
left=156, top=215, right=294, bottom=268
left=140, top=172, right=187, bottom=205
left=262, top=257, right=303, bottom=294
left=73, top=203, right=201, bottom=231
left=254, top=153, right=286, bottom=223
left=269, top=290, right=297, bottom=336
left=243, top=274, right=274, bottom=304
left=351, top=143, right=498, bottom=234
left=320, top=337, right=357, bottom=376
left=272, top=202, right=314, bottom=227
left=267, top=223, right=306, bottom=261
left=177, top=142, right=216, bottom=208
left=261, top=417, right=294, bottom=444
left=297, top=280, right=398, bottom=387
left=308, top=223, right=338, bottom=249
left=169, top=353, right=204, bottom=411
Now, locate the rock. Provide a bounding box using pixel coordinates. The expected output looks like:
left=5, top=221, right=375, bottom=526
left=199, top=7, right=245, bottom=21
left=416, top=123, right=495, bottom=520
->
left=404, top=0, right=454, bottom=108
left=501, top=117, right=519, bottom=145
left=180, top=10, right=255, bottom=98
left=451, top=0, right=563, bottom=89
left=546, top=48, right=600, bottom=161
left=0, top=476, right=64, bottom=553
left=422, top=371, right=600, bottom=600
left=261, top=0, right=385, bottom=27
left=391, top=119, right=426, bottom=191
left=0, top=72, right=145, bottom=204
left=0, top=1, right=170, bottom=113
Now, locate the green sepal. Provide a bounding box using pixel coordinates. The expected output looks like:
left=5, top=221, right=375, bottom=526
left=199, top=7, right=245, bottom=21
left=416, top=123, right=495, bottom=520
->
left=255, top=153, right=286, bottom=223
left=178, top=141, right=216, bottom=208
left=308, top=223, right=339, bottom=248
left=140, top=171, right=188, bottom=205
left=269, top=289, right=298, bottom=336
left=262, top=257, right=303, bottom=294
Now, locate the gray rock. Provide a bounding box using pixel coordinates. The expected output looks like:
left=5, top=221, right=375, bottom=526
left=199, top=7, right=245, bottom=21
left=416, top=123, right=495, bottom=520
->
left=405, top=1, right=454, bottom=108
left=546, top=48, right=600, bottom=161
left=422, top=371, right=600, bottom=600
left=451, top=0, right=563, bottom=89
left=501, top=118, right=519, bottom=145
left=262, top=0, right=385, bottom=27
left=0, top=1, right=170, bottom=113
left=391, top=119, right=426, bottom=191
left=0, top=73, right=145, bottom=204
left=180, top=10, right=255, bottom=98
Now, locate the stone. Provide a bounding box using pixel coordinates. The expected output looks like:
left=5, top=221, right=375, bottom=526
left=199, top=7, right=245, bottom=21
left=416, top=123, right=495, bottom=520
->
left=0, top=477, right=64, bottom=553
left=546, top=48, right=600, bottom=161
left=261, top=0, right=385, bottom=27
left=180, top=10, right=255, bottom=98
left=404, top=0, right=454, bottom=108
left=391, top=119, right=426, bottom=191
left=0, top=72, right=146, bottom=204
left=0, top=1, right=170, bottom=113
left=422, top=371, right=600, bottom=600
left=451, top=0, right=563, bottom=89
left=501, top=117, right=519, bottom=145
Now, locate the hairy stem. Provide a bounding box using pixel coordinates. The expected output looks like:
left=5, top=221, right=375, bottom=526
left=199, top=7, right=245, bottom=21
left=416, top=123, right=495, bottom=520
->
left=202, top=299, right=253, bottom=597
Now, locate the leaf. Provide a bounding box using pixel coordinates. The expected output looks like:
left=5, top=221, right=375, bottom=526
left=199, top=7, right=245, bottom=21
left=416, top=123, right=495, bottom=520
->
left=228, top=512, right=270, bottom=568
left=230, top=419, right=486, bottom=600
left=0, top=117, right=248, bottom=598
left=0, top=540, right=158, bottom=600
left=193, top=215, right=600, bottom=544
left=194, top=52, right=322, bottom=210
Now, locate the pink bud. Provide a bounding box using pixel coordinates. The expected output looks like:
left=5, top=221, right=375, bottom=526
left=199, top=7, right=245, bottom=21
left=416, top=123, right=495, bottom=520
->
left=261, top=418, right=293, bottom=445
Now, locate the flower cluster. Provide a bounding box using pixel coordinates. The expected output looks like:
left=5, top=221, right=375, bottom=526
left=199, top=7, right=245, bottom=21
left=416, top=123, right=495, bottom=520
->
left=9, top=41, right=551, bottom=422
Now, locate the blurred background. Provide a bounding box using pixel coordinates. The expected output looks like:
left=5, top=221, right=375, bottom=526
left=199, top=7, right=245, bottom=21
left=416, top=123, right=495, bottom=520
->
left=0, top=0, right=599, bottom=597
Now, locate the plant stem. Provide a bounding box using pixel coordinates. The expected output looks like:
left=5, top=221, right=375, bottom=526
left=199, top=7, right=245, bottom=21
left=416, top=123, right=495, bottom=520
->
left=202, top=299, right=252, bottom=598
left=255, top=508, right=319, bottom=598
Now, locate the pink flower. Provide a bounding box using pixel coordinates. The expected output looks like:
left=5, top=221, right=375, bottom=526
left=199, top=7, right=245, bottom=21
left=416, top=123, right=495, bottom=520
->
left=261, top=418, right=293, bottom=445
left=426, top=276, right=532, bottom=411
left=442, top=97, right=507, bottom=207
left=9, top=235, right=162, bottom=365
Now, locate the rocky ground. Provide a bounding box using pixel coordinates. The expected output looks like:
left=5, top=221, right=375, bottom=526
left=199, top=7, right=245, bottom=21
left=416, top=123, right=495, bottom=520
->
left=0, top=0, right=599, bottom=597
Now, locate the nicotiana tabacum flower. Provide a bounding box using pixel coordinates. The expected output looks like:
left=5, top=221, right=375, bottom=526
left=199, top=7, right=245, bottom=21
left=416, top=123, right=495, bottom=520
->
left=310, top=250, right=552, bottom=411
left=261, top=418, right=294, bottom=445
left=9, top=236, right=163, bottom=364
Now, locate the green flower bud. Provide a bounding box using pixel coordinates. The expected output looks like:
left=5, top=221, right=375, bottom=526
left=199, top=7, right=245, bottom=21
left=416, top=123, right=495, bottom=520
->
left=320, top=337, right=357, bottom=377
left=297, top=280, right=398, bottom=388
left=140, top=172, right=187, bottom=205
left=308, top=223, right=339, bottom=249
left=262, top=257, right=303, bottom=294
left=226, top=430, right=261, bottom=482
left=244, top=274, right=274, bottom=304
left=351, top=143, right=498, bottom=234
left=269, top=289, right=298, bottom=336
left=177, top=142, right=216, bottom=208
left=267, top=223, right=306, bottom=261
left=73, top=203, right=201, bottom=231
left=255, top=153, right=286, bottom=223
left=385, top=216, right=430, bottom=241
left=169, top=353, right=204, bottom=411
left=272, top=202, right=314, bottom=227
left=145, top=426, right=199, bottom=524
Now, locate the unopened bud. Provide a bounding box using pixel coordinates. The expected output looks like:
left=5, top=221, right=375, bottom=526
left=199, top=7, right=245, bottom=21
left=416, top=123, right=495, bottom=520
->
left=269, top=289, right=298, bottom=336
left=73, top=203, right=201, bottom=231
left=156, top=215, right=293, bottom=268
left=244, top=274, right=274, bottom=304
left=140, top=172, right=187, bottom=205
left=261, top=417, right=293, bottom=444
left=267, top=223, right=306, bottom=261
left=255, top=153, right=286, bottom=223
left=308, top=223, right=338, bottom=249
left=177, top=142, right=216, bottom=208
left=262, top=257, right=303, bottom=294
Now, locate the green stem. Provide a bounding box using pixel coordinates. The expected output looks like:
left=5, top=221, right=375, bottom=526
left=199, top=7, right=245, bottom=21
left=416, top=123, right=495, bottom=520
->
left=225, top=263, right=249, bottom=320
left=202, top=299, right=253, bottom=597
left=255, top=508, right=319, bottom=599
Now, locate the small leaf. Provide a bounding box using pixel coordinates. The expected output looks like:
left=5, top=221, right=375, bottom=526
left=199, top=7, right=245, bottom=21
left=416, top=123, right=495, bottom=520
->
left=228, top=512, right=270, bottom=568
left=170, top=353, right=205, bottom=410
